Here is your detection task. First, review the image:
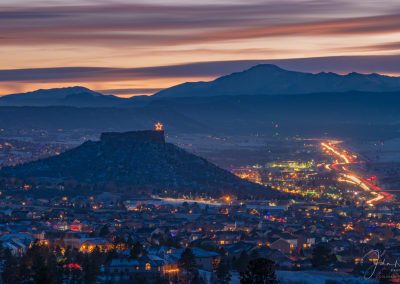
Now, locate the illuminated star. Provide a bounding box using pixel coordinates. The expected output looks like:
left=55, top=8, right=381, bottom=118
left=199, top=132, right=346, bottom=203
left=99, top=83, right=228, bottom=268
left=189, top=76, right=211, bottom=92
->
left=154, top=122, right=164, bottom=131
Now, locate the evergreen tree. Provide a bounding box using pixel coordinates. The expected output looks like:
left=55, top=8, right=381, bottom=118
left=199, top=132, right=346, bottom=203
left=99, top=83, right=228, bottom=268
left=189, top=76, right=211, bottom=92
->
left=240, top=258, right=278, bottom=284
left=17, top=255, right=31, bottom=283
left=216, top=256, right=231, bottom=284
left=47, top=252, right=63, bottom=283
left=113, top=235, right=123, bottom=250
left=32, top=254, right=57, bottom=284
left=83, top=254, right=97, bottom=284
left=311, top=244, right=336, bottom=268
left=179, top=247, right=198, bottom=282
left=179, top=248, right=197, bottom=274
left=192, top=272, right=206, bottom=284
left=130, top=241, right=144, bottom=259
left=378, top=266, right=392, bottom=284
left=127, top=236, right=135, bottom=249
left=106, top=248, right=118, bottom=262
left=235, top=251, right=249, bottom=272
left=2, top=249, right=18, bottom=284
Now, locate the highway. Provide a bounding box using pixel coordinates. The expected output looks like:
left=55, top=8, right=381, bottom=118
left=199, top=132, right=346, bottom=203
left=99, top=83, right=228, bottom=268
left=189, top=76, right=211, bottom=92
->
left=321, top=142, right=393, bottom=206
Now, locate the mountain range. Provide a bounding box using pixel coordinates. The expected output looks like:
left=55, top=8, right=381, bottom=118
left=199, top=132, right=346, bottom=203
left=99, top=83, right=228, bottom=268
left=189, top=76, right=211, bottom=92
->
left=1, top=64, right=400, bottom=139
left=0, top=86, right=125, bottom=107
left=0, top=130, right=278, bottom=199
left=154, top=64, right=400, bottom=98
left=2, top=64, right=400, bottom=107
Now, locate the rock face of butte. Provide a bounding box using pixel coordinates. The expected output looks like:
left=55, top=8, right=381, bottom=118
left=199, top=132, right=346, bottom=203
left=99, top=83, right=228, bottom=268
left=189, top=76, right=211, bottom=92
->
left=0, top=130, right=279, bottom=198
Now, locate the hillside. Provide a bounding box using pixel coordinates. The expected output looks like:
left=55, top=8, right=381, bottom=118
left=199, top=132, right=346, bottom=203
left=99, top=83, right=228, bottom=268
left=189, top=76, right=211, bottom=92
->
left=0, top=130, right=278, bottom=199
left=0, top=91, right=400, bottom=140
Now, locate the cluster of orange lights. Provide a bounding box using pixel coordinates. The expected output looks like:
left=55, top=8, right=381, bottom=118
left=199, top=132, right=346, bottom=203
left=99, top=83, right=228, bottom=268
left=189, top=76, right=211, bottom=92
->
left=234, top=170, right=262, bottom=184
left=162, top=263, right=180, bottom=275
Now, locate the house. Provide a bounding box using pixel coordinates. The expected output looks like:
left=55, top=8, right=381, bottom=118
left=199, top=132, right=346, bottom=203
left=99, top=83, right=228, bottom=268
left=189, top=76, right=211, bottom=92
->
left=213, top=231, right=243, bottom=245
left=225, top=242, right=253, bottom=261
left=276, top=232, right=298, bottom=248
left=106, top=258, right=140, bottom=275
left=250, top=246, right=289, bottom=265
left=103, top=255, right=165, bottom=282
left=2, top=240, right=28, bottom=256
left=79, top=238, right=113, bottom=253
left=191, top=248, right=220, bottom=271
left=170, top=247, right=220, bottom=271
left=62, top=232, right=89, bottom=249
left=270, top=238, right=294, bottom=254
left=0, top=233, right=34, bottom=256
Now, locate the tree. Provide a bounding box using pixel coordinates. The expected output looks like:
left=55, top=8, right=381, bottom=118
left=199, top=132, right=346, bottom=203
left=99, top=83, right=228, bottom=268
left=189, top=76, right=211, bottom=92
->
left=46, top=252, right=63, bottom=283
left=132, top=274, right=149, bottom=284
left=299, top=247, right=305, bottom=258
left=32, top=254, right=57, bottom=284
left=130, top=241, right=145, bottom=259
left=83, top=253, right=99, bottom=284
left=106, top=249, right=118, bottom=262
left=192, top=272, right=206, bottom=284
left=127, top=236, right=135, bottom=248
left=216, top=257, right=231, bottom=284
left=113, top=235, right=124, bottom=250
left=311, top=244, right=336, bottom=268
left=240, top=258, right=278, bottom=284
left=179, top=248, right=197, bottom=274
left=17, top=242, right=62, bottom=284
left=234, top=251, right=249, bottom=272
left=2, top=249, right=18, bottom=284
left=179, top=247, right=198, bottom=283
left=17, top=254, right=31, bottom=283
left=377, top=266, right=393, bottom=284
left=153, top=275, right=170, bottom=284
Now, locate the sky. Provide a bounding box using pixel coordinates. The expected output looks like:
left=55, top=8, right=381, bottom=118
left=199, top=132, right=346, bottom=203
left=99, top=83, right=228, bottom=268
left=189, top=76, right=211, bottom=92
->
left=1, top=0, right=400, bottom=96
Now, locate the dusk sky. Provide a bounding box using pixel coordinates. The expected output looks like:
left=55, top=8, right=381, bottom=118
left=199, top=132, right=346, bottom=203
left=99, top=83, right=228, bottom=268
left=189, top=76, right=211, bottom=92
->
left=2, top=0, right=400, bottom=96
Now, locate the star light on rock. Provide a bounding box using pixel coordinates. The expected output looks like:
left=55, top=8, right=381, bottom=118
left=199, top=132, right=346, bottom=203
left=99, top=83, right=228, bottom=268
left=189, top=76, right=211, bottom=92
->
left=154, top=122, right=164, bottom=131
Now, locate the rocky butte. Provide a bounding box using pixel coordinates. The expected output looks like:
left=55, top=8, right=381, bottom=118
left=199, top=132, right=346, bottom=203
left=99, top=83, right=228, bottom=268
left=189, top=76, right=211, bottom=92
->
left=0, top=128, right=280, bottom=199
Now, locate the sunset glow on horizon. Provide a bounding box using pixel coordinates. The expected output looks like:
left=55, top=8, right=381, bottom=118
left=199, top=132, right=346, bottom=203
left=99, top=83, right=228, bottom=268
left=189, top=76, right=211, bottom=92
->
left=1, top=0, right=400, bottom=96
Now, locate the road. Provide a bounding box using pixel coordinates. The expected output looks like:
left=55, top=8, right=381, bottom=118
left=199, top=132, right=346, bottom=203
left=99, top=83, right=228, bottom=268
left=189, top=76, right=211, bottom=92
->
left=321, top=141, right=393, bottom=206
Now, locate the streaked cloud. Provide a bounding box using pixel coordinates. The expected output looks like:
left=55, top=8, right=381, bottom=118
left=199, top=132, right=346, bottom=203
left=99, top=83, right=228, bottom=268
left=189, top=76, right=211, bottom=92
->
left=1, top=0, right=400, bottom=96
left=1, top=2, right=400, bottom=46
left=2, top=55, right=400, bottom=96
left=339, top=41, right=400, bottom=52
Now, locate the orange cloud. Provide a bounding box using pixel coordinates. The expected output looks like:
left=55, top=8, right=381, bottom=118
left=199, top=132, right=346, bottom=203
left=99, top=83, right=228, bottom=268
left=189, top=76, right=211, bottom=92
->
left=1, top=2, right=400, bottom=47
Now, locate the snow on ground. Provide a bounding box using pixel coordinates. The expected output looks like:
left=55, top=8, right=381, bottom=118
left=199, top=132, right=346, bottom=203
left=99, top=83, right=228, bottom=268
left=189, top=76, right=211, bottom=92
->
left=229, top=270, right=377, bottom=284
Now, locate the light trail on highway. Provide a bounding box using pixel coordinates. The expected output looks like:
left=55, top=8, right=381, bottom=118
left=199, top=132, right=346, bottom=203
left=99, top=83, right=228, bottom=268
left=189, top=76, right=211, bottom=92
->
left=321, top=142, right=393, bottom=206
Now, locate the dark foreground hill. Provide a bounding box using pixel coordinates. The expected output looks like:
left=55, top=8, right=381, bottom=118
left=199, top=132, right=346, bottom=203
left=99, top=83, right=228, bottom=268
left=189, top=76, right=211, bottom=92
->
left=0, top=130, right=278, bottom=199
